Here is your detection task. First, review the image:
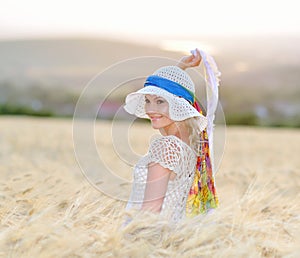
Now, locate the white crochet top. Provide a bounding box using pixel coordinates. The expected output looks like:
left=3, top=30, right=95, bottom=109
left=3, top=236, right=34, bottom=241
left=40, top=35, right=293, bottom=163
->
left=126, top=135, right=197, bottom=223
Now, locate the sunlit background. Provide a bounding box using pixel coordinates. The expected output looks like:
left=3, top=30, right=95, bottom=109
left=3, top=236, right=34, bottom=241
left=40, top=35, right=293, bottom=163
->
left=1, top=0, right=299, bottom=42
left=1, top=0, right=299, bottom=126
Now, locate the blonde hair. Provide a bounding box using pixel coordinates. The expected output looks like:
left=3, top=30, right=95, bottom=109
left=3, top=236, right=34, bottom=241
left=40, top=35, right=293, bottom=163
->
left=184, top=117, right=203, bottom=153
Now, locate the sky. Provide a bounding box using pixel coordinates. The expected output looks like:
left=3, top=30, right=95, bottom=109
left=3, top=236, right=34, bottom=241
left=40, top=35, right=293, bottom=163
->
left=1, top=0, right=299, bottom=45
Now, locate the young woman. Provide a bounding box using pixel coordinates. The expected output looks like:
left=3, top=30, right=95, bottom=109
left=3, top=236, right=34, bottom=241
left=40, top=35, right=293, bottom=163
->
left=124, top=49, right=219, bottom=223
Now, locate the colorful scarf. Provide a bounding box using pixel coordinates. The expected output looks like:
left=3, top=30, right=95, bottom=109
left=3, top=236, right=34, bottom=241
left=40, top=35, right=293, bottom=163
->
left=186, top=101, right=219, bottom=216
left=186, top=50, right=221, bottom=216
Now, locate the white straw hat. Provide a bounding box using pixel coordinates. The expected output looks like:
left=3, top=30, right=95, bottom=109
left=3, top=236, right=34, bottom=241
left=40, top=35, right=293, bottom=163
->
left=124, top=66, right=207, bottom=131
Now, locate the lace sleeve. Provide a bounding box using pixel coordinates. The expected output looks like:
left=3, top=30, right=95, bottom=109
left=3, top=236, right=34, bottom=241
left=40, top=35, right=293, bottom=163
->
left=147, top=136, right=182, bottom=174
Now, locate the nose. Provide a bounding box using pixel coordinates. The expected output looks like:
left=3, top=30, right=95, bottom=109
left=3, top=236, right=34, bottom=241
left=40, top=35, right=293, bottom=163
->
left=145, top=102, right=157, bottom=114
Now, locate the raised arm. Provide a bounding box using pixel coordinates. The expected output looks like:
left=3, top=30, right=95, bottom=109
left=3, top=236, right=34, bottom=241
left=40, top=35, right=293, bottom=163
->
left=177, top=48, right=202, bottom=70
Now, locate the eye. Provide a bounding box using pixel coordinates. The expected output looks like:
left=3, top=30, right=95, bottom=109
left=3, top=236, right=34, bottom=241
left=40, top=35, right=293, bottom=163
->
left=145, top=98, right=150, bottom=103
left=156, top=99, right=165, bottom=104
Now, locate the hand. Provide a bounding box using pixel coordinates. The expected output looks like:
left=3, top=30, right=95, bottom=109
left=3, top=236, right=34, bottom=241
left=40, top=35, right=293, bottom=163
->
left=177, top=48, right=202, bottom=70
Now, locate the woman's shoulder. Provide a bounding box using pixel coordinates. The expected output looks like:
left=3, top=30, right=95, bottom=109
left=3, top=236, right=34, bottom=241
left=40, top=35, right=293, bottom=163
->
left=147, top=135, right=196, bottom=171
left=149, top=135, right=195, bottom=154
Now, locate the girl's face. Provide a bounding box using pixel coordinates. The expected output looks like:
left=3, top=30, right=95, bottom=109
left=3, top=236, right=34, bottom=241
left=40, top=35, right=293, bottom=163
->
left=144, top=94, right=175, bottom=130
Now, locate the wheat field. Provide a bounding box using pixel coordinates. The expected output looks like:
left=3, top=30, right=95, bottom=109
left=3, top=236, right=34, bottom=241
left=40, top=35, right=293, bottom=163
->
left=0, top=116, right=299, bottom=257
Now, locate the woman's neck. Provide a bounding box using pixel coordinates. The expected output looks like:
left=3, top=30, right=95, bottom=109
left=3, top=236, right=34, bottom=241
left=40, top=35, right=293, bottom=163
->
left=159, top=122, right=190, bottom=145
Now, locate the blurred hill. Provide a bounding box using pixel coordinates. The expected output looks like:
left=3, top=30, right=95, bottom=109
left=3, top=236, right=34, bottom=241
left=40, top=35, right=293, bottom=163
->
left=0, top=36, right=299, bottom=126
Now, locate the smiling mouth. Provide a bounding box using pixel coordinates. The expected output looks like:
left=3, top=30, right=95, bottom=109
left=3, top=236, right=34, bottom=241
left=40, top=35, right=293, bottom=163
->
left=149, top=116, right=162, bottom=121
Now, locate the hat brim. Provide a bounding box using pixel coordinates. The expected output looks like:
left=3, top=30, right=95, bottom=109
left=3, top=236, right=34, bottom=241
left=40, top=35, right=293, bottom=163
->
left=124, top=86, right=207, bottom=131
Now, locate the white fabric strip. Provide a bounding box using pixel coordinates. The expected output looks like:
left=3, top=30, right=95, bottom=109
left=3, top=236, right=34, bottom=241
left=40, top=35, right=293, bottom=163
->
left=192, top=49, right=221, bottom=175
